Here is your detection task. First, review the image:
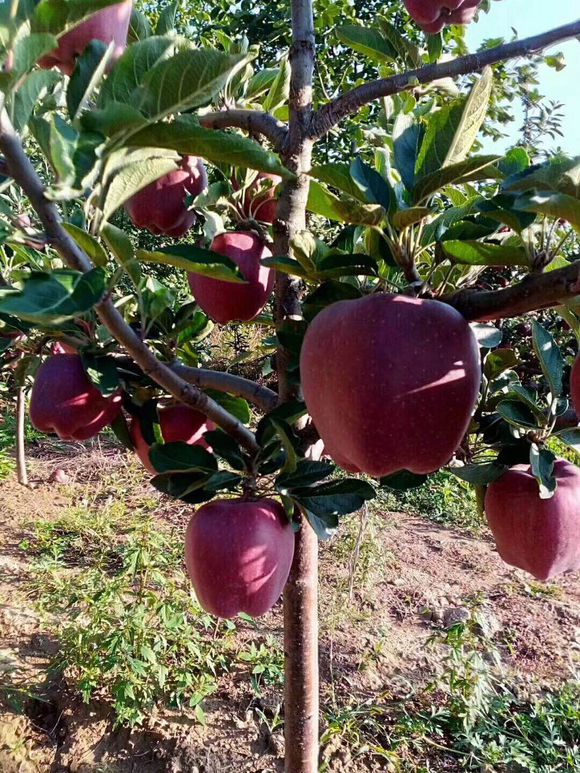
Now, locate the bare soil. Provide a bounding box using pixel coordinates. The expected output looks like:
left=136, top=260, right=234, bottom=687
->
left=1, top=439, right=579, bottom=771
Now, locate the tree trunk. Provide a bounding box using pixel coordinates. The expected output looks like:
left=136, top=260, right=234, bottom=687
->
left=16, top=387, right=28, bottom=486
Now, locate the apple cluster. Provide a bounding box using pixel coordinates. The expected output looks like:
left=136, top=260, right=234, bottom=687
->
left=403, top=0, right=482, bottom=34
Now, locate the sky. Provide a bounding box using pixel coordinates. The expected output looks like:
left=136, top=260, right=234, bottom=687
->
left=465, top=0, right=579, bottom=155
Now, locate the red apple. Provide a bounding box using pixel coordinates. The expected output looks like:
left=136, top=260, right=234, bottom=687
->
left=485, top=460, right=580, bottom=581
left=38, top=1, right=133, bottom=76
left=52, top=341, right=77, bottom=355
left=30, top=354, right=122, bottom=441
left=125, top=156, right=208, bottom=238
left=184, top=498, right=295, bottom=618
left=242, top=173, right=281, bottom=224
left=300, top=293, right=481, bottom=478
left=403, top=0, right=481, bottom=34
left=130, top=403, right=216, bottom=474
left=571, top=355, right=580, bottom=418
left=188, top=231, right=274, bottom=323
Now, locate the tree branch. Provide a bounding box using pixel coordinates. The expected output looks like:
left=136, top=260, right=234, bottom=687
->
left=170, top=363, right=278, bottom=412
left=445, top=259, right=580, bottom=321
left=0, top=109, right=259, bottom=455
left=309, top=19, right=580, bottom=139
left=199, top=109, right=288, bottom=151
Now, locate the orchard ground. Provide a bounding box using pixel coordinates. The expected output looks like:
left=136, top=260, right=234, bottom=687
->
left=1, top=405, right=580, bottom=771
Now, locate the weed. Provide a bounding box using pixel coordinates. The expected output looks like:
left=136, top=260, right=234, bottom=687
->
left=238, top=637, right=284, bottom=696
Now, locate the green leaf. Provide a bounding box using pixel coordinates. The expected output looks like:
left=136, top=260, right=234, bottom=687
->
left=291, top=479, right=376, bottom=517
left=129, top=117, right=292, bottom=178
left=101, top=223, right=141, bottom=286
left=556, top=428, right=580, bottom=454
left=496, top=400, right=539, bottom=430
left=81, top=102, right=148, bottom=138
left=391, top=207, right=432, bottom=230
left=12, top=32, right=57, bottom=76
left=471, top=323, right=503, bottom=349
left=62, top=223, right=108, bottom=267
left=513, top=192, right=580, bottom=231
left=67, top=39, right=112, bottom=121
left=315, top=252, right=378, bottom=279
left=128, top=8, right=152, bottom=42
left=379, top=470, right=428, bottom=490
left=100, top=149, right=180, bottom=223
left=81, top=352, right=120, bottom=397
left=156, top=0, right=178, bottom=34
left=377, top=17, right=421, bottom=68
left=484, top=348, right=518, bottom=379
left=350, top=157, right=393, bottom=212
left=140, top=49, right=246, bottom=119
left=150, top=472, right=215, bottom=503
left=11, top=70, right=59, bottom=134
left=335, top=25, right=396, bottom=63
left=529, top=445, right=557, bottom=499
left=413, top=155, right=500, bottom=203
left=0, top=268, right=105, bottom=325
left=204, top=390, right=251, bottom=424
left=426, top=32, right=443, bottom=63
left=303, top=509, right=339, bottom=541
left=393, top=113, right=422, bottom=192
left=246, top=68, right=279, bottom=100
left=309, top=163, right=366, bottom=201
left=302, top=281, right=362, bottom=322
left=415, top=68, right=492, bottom=179
left=137, top=245, right=245, bottom=283
left=532, top=321, right=563, bottom=398
left=449, top=462, right=507, bottom=486
left=99, top=36, right=176, bottom=106
left=497, top=148, right=530, bottom=178
left=307, top=181, right=383, bottom=225
left=203, top=429, right=246, bottom=470
left=277, top=460, right=335, bottom=490
left=262, top=57, right=290, bottom=113
left=148, top=442, right=217, bottom=474
left=441, top=240, right=528, bottom=267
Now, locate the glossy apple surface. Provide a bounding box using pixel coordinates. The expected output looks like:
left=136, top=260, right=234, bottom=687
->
left=188, top=231, right=274, bottom=323
left=185, top=498, right=295, bottom=618
left=29, top=354, right=122, bottom=441
left=38, top=1, right=133, bottom=75
left=300, top=293, right=481, bottom=477
left=125, top=156, right=208, bottom=238
left=485, top=460, right=580, bottom=581
left=404, top=0, right=481, bottom=33
left=130, top=404, right=216, bottom=474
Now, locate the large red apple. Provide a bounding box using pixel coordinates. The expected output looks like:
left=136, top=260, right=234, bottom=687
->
left=129, top=403, right=216, bottom=474
left=38, top=1, right=133, bottom=76
left=485, top=460, right=580, bottom=581
left=125, top=156, right=208, bottom=238
left=30, top=354, right=122, bottom=441
left=571, top=355, right=580, bottom=418
left=242, top=173, right=281, bottom=224
left=184, top=498, right=295, bottom=618
left=300, top=293, right=481, bottom=478
left=188, top=231, right=274, bottom=323
left=403, top=0, right=481, bottom=34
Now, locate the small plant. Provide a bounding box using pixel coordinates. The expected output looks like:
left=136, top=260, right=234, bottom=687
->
left=29, top=517, right=238, bottom=727
left=238, top=637, right=285, bottom=696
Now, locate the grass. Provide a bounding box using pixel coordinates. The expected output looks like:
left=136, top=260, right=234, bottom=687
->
left=321, top=622, right=580, bottom=771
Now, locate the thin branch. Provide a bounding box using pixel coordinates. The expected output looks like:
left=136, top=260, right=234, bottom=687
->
left=0, top=109, right=259, bottom=455
left=170, top=363, right=278, bottom=412
left=309, top=19, right=580, bottom=139
left=445, top=259, right=580, bottom=321
left=199, top=109, right=288, bottom=151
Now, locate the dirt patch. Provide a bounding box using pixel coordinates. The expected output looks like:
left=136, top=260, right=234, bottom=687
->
left=0, top=443, right=579, bottom=770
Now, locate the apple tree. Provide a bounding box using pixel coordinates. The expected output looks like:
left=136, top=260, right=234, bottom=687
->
left=0, top=1, right=579, bottom=770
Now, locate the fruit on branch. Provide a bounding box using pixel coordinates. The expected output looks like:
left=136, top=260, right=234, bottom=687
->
left=125, top=156, right=208, bottom=238
left=29, top=354, right=122, bottom=441
left=485, top=460, right=580, bottom=581
left=241, top=173, right=282, bottom=224
left=38, top=0, right=133, bottom=76
left=185, top=498, right=295, bottom=618
left=130, top=403, right=216, bottom=474
left=403, top=0, right=481, bottom=34
left=572, top=355, right=580, bottom=417
left=300, top=294, right=481, bottom=477
left=188, top=231, right=274, bottom=323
